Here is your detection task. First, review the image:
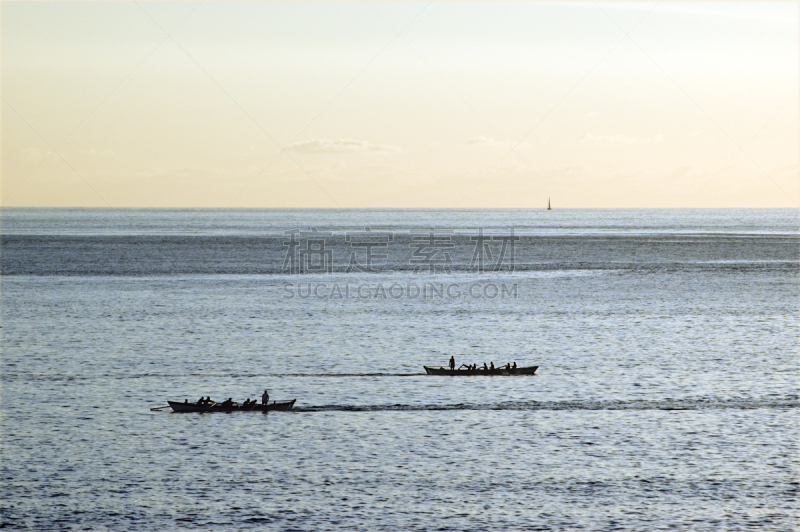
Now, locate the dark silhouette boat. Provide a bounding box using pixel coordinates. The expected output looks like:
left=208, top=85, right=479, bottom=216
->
left=167, top=399, right=296, bottom=412
left=424, top=365, right=538, bottom=376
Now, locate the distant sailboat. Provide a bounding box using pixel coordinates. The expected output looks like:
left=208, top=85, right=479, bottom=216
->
left=547, top=197, right=551, bottom=210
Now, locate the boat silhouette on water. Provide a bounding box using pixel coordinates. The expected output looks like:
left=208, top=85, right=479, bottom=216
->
left=167, top=399, right=296, bottom=412
left=424, top=365, right=538, bottom=376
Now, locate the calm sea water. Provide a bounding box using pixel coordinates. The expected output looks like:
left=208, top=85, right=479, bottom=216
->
left=1, top=208, right=798, bottom=531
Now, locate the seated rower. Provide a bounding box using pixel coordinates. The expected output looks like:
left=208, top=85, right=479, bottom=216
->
left=220, top=398, right=234, bottom=407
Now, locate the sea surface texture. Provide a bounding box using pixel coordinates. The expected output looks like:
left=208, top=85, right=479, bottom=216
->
left=1, top=208, right=798, bottom=531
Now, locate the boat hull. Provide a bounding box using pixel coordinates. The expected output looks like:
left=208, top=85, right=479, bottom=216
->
left=424, top=365, right=538, bottom=376
left=167, top=399, right=296, bottom=412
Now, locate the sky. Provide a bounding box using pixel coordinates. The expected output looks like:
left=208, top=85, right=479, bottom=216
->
left=2, top=1, right=798, bottom=208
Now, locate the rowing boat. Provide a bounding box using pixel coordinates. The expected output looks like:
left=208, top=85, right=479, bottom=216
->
left=423, top=365, right=538, bottom=376
left=167, top=399, right=296, bottom=412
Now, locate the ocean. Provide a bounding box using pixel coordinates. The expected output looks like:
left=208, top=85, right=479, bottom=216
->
left=1, top=208, right=798, bottom=531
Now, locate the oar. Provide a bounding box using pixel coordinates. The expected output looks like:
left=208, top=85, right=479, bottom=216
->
left=150, top=405, right=171, bottom=411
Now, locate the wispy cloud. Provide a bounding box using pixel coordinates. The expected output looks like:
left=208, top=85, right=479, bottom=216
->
left=467, top=136, right=530, bottom=149
left=578, top=133, right=664, bottom=145
left=286, top=138, right=400, bottom=153
left=21, top=147, right=117, bottom=160
left=81, top=148, right=116, bottom=157
left=22, top=147, right=48, bottom=160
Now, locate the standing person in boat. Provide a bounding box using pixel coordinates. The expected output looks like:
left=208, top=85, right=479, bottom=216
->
left=449, top=356, right=455, bottom=371
left=261, top=389, right=270, bottom=405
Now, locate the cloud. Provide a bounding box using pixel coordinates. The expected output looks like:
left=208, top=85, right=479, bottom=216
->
left=286, top=138, right=400, bottom=153
left=22, top=146, right=117, bottom=161
left=771, top=163, right=800, bottom=178
left=467, top=136, right=530, bottom=149
left=578, top=133, right=664, bottom=145
left=81, top=148, right=116, bottom=157
left=22, top=147, right=48, bottom=160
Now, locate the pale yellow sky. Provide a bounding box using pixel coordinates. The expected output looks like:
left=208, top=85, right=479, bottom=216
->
left=2, top=1, right=798, bottom=208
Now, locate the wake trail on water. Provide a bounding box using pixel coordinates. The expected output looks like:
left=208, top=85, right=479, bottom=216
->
left=7, top=372, right=437, bottom=381
left=293, top=398, right=799, bottom=412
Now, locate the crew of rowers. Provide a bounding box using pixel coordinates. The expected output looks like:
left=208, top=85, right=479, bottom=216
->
left=459, top=362, right=517, bottom=370
left=449, top=356, right=516, bottom=371
left=190, top=389, right=271, bottom=407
